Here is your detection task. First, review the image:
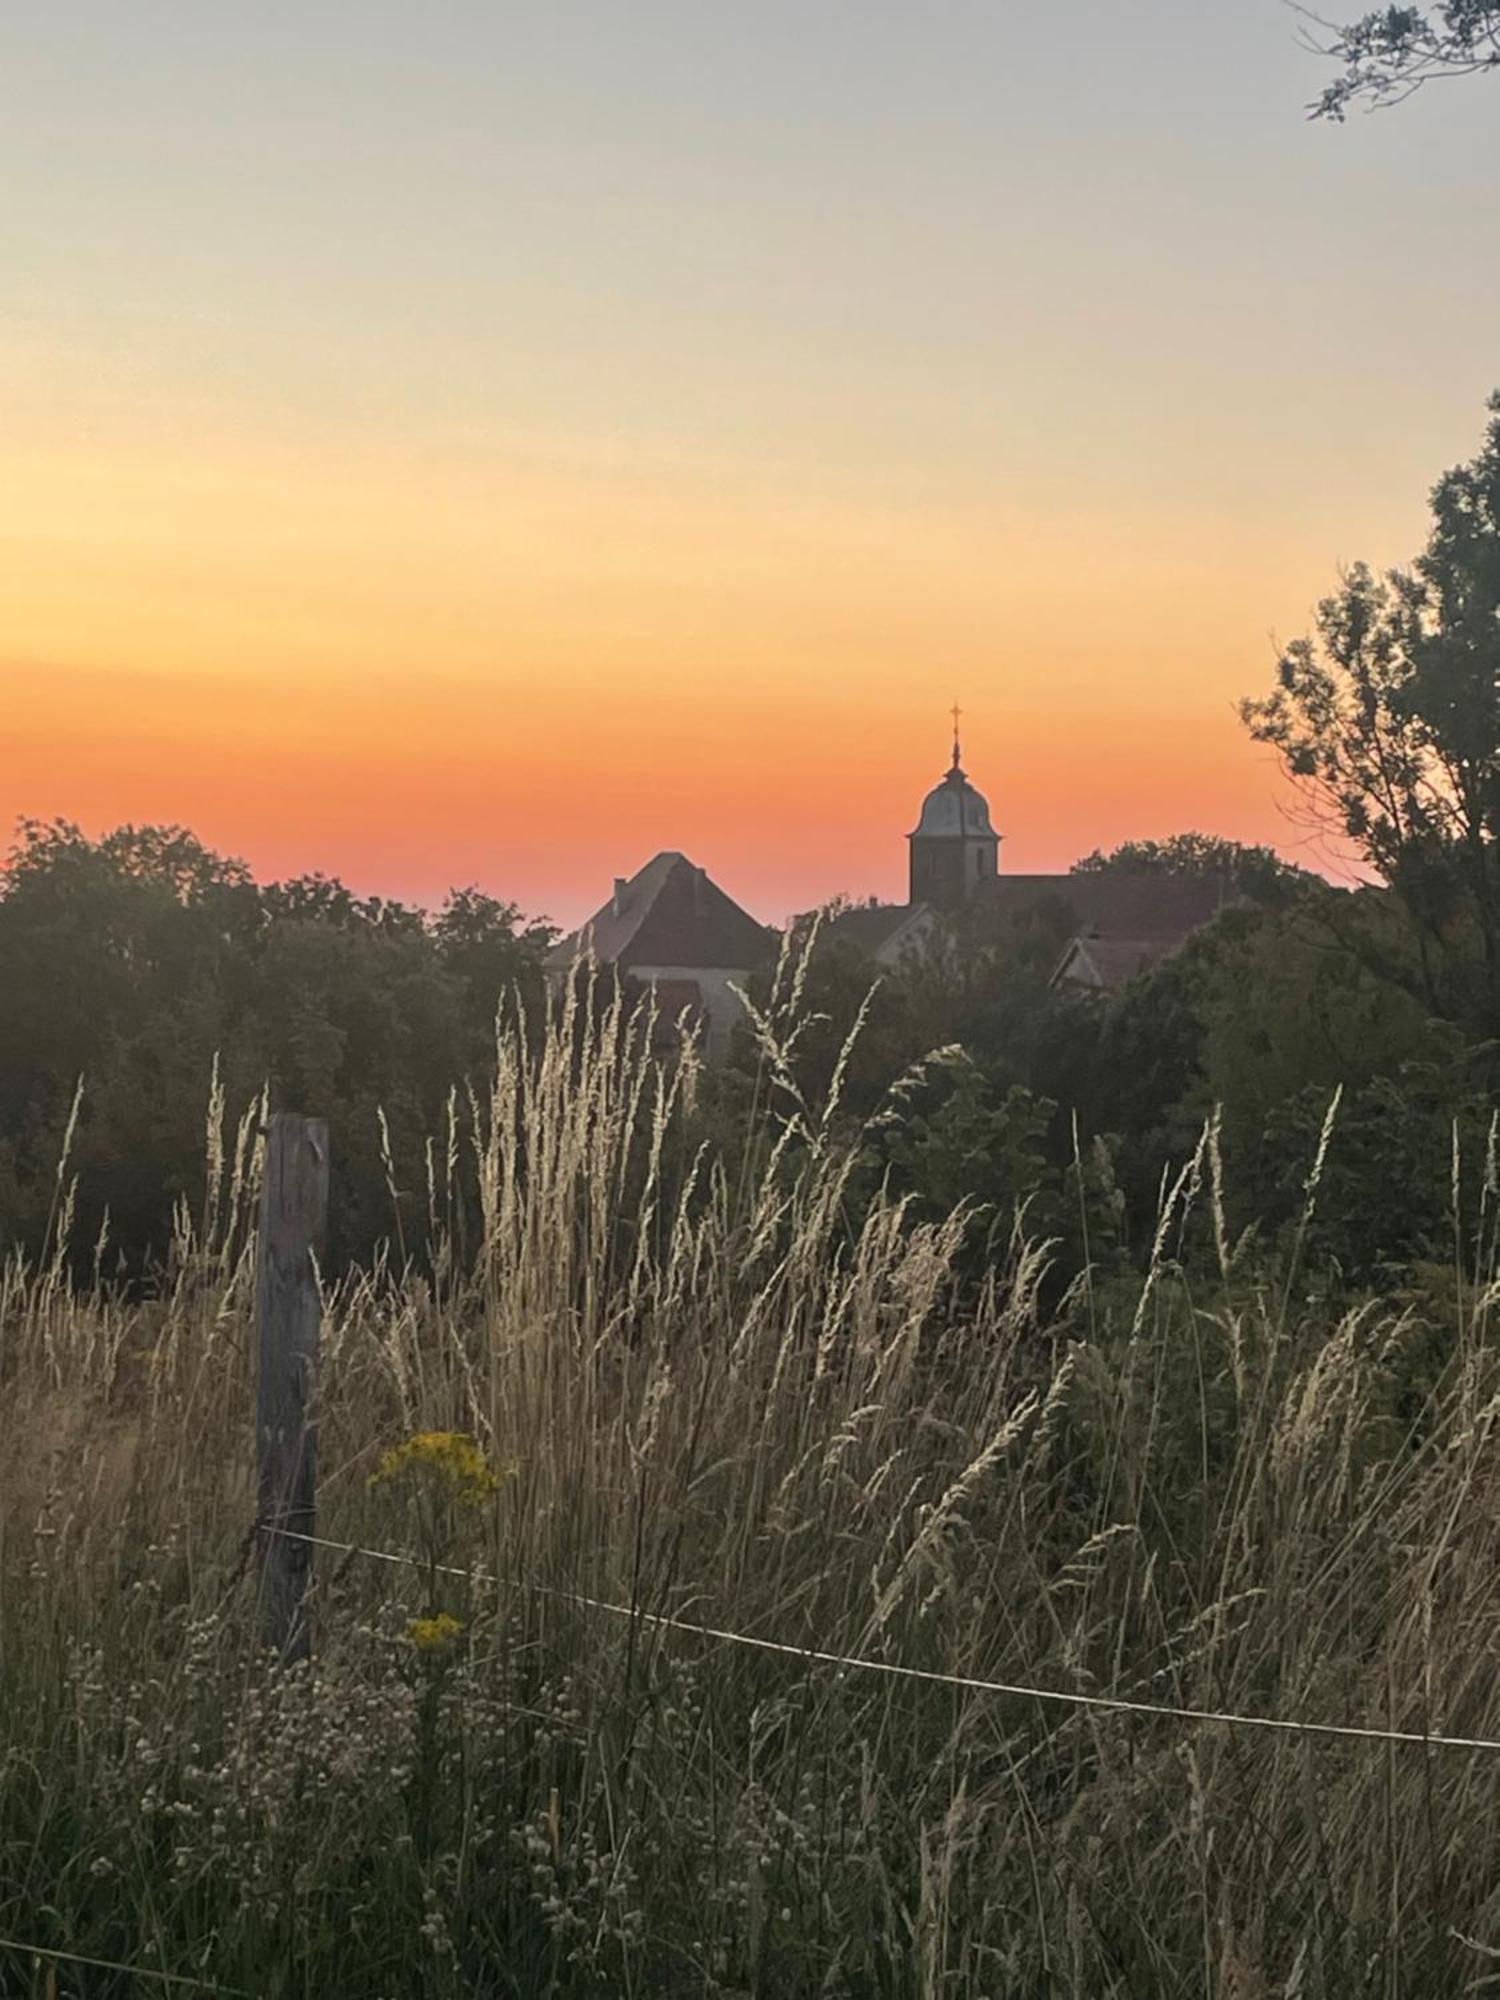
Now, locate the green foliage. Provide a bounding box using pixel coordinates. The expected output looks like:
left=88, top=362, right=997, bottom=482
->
left=720, top=856, right=1500, bottom=1293
left=6, top=801, right=1499, bottom=1304
left=1244, top=1057, right=1493, bottom=1282
left=1193, top=891, right=1439, bottom=1130
left=1098, top=887, right=1497, bottom=1280
left=0, top=819, right=557, bottom=1271
left=1071, top=829, right=1316, bottom=902
left=1243, top=394, right=1500, bottom=1033
left=1044, top=951, right=1210, bottom=1251
left=881, top=1060, right=1052, bottom=1218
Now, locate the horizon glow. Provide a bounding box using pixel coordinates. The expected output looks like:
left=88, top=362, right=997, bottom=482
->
left=3, top=3, right=1498, bottom=927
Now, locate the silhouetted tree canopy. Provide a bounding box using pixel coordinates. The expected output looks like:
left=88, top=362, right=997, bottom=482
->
left=1306, top=3, right=1500, bottom=118
left=1242, top=392, right=1500, bottom=1028
left=1070, top=832, right=1315, bottom=901
left=0, top=820, right=557, bottom=1271
left=8, top=796, right=1500, bottom=1292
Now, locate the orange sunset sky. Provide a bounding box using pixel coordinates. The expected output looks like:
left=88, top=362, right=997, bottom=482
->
left=4, top=3, right=1499, bottom=927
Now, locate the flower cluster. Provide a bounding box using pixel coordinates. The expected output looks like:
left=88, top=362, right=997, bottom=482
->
left=369, top=1430, right=508, bottom=1507
left=406, top=1611, right=465, bottom=1654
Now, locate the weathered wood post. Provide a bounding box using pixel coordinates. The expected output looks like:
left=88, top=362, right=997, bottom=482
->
left=256, top=1112, right=329, bottom=1663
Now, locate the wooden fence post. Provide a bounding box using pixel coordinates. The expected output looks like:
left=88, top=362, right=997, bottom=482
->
left=256, top=1112, right=329, bottom=1663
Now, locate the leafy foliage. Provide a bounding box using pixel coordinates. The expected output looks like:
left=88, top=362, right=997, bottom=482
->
left=0, top=819, right=556, bottom=1270
left=1071, top=830, right=1316, bottom=901
left=1306, top=3, right=1500, bottom=118
left=1243, top=393, right=1500, bottom=1031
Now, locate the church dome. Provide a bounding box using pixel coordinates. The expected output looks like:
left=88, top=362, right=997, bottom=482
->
left=909, top=763, right=995, bottom=839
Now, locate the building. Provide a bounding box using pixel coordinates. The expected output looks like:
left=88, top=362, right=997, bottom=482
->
left=548, top=850, right=776, bottom=1055
left=824, top=724, right=1231, bottom=992
left=908, top=726, right=1000, bottom=907
left=568, top=729, right=1237, bottom=1033
left=985, top=872, right=1232, bottom=990
left=813, top=900, right=942, bottom=969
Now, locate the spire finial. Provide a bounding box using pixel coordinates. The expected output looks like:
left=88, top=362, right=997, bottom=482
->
left=950, top=701, right=963, bottom=772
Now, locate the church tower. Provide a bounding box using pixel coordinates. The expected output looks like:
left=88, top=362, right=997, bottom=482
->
left=907, top=711, right=1000, bottom=909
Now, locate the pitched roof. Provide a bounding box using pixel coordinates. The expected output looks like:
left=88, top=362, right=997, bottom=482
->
left=973, top=871, right=1232, bottom=945
left=549, top=852, right=776, bottom=973
left=1054, top=935, right=1182, bottom=992
left=822, top=903, right=928, bottom=954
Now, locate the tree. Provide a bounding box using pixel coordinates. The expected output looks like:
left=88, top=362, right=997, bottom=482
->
left=877, top=1062, right=1076, bottom=1264
left=0, top=821, right=263, bottom=1263
left=1070, top=832, right=1314, bottom=901
left=0, top=820, right=557, bottom=1272
left=1304, top=4, right=1500, bottom=119
left=430, top=886, right=556, bottom=1068
left=1241, top=393, right=1500, bottom=1029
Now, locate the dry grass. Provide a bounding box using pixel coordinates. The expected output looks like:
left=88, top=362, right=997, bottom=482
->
left=3, top=963, right=1500, bottom=1995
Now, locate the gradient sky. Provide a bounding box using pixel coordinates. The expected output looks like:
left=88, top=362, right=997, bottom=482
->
left=4, top=2, right=1499, bottom=927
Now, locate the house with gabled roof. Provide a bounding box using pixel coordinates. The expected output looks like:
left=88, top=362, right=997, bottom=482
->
left=977, top=871, right=1232, bottom=991
left=548, top=850, right=776, bottom=1055
left=817, top=900, right=942, bottom=969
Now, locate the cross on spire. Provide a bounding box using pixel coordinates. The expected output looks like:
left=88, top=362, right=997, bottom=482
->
left=950, top=701, right=963, bottom=771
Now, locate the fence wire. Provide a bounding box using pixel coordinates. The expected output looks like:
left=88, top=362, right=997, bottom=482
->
left=265, top=1523, right=1500, bottom=1757
left=0, top=1934, right=246, bottom=1995
left=19, top=1515, right=1495, bottom=1997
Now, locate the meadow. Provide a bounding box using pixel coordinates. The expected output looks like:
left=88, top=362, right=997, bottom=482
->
left=5, top=962, right=1500, bottom=1999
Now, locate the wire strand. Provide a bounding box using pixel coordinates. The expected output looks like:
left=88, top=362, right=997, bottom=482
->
left=265, top=1524, right=1500, bottom=1757
left=0, top=1935, right=247, bottom=1995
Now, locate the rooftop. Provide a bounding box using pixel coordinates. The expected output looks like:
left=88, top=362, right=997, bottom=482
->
left=973, top=871, right=1232, bottom=943
left=549, top=851, right=776, bottom=973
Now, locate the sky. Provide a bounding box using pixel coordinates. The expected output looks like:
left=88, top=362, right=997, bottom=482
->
left=3, top=2, right=1499, bottom=928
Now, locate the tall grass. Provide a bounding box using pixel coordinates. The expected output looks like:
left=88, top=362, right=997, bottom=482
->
left=3, top=962, right=1500, bottom=1995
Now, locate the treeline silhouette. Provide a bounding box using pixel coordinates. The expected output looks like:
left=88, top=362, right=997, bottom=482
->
left=4, top=808, right=1495, bottom=1299
left=0, top=819, right=558, bottom=1271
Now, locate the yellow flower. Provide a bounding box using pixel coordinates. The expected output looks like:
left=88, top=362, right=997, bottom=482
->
left=369, top=1430, right=508, bottom=1506
left=405, top=1612, right=465, bottom=1654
